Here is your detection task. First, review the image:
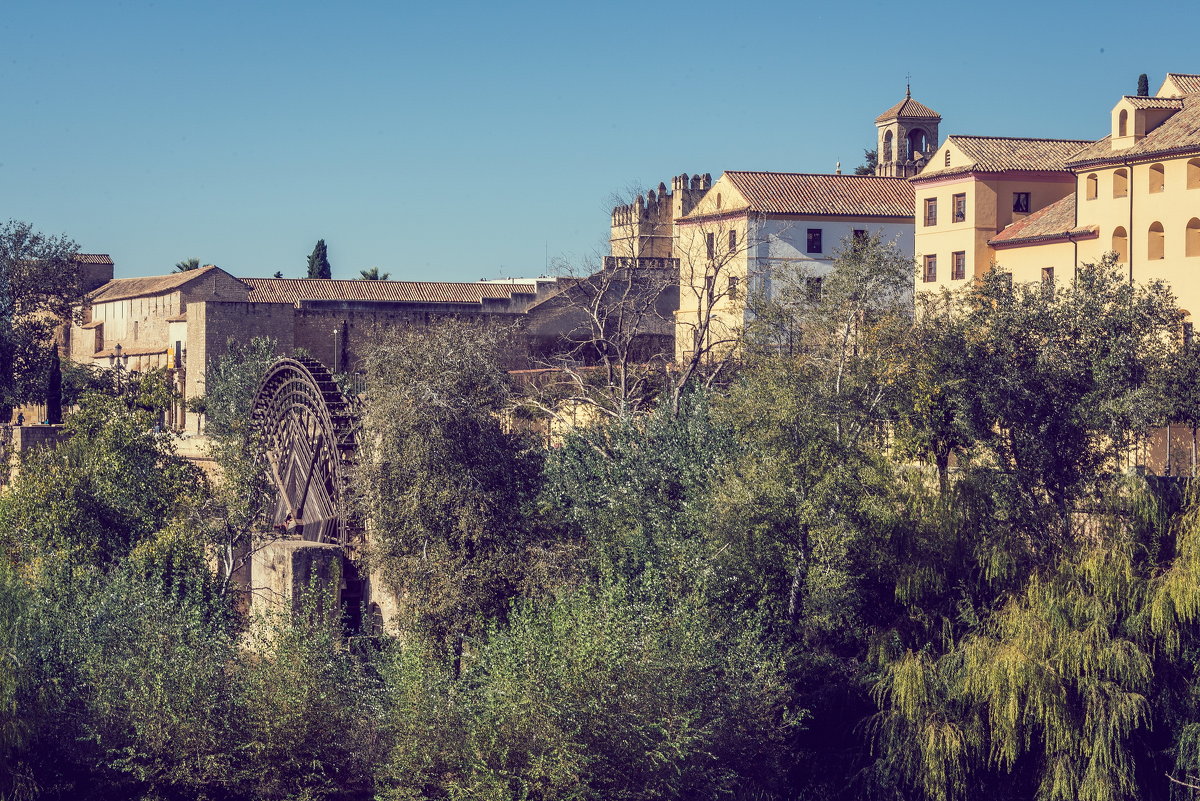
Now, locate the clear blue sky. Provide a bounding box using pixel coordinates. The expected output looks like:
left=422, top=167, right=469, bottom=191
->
left=4, top=0, right=1197, bottom=282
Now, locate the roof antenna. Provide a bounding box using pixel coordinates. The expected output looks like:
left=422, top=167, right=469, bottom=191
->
left=906, top=73, right=911, bottom=98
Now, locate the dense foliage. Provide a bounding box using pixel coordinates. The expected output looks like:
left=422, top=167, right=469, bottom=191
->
left=0, top=221, right=83, bottom=423
left=10, top=239, right=1200, bottom=800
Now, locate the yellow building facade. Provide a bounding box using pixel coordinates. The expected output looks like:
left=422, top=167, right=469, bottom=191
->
left=911, top=136, right=1091, bottom=291
left=989, top=74, right=1200, bottom=318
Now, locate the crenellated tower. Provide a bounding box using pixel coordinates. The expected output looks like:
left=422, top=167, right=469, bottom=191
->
left=610, top=173, right=712, bottom=260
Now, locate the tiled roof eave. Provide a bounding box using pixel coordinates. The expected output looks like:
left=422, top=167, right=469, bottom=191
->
left=912, top=166, right=1076, bottom=183
left=682, top=210, right=913, bottom=222
left=1067, top=143, right=1200, bottom=170
left=990, top=227, right=1099, bottom=249
left=875, top=112, right=942, bottom=122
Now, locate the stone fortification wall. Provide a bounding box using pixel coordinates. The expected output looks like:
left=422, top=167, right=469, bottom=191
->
left=610, top=173, right=712, bottom=259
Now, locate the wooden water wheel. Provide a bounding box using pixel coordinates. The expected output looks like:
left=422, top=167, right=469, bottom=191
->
left=248, top=356, right=359, bottom=546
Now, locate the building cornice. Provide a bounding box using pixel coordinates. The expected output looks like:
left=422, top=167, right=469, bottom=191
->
left=1068, top=144, right=1200, bottom=171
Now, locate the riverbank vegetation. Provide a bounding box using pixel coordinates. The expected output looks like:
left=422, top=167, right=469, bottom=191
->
left=5, top=241, right=1200, bottom=800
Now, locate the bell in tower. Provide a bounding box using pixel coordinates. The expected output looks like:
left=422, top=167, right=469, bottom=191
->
left=874, top=84, right=941, bottom=178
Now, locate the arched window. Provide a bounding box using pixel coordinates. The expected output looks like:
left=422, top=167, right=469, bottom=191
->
left=883, top=131, right=893, bottom=163
left=1187, top=218, right=1200, bottom=257
left=907, top=129, right=929, bottom=159
left=1114, top=168, right=1128, bottom=198
left=1188, top=158, right=1200, bottom=189
left=1148, top=222, right=1165, bottom=260
left=1086, top=173, right=1098, bottom=200
left=1119, top=109, right=1129, bottom=137
left=1113, top=227, right=1129, bottom=262
left=1149, top=163, right=1165, bottom=193
left=944, top=150, right=951, bottom=167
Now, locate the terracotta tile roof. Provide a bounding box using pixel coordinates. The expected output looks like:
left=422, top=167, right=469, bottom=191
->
left=914, top=135, right=1094, bottom=181
left=988, top=195, right=1098, bottom=247
left=81, top=320, right=103, bottom=329
left=87, top=265, right=248, bottom=304
left=1068, top=94, right=1200, bottom=167
left=1163, top=74, right=1200, bottom=96
left=242, top=278, right=538, bottom=306
left=93, top=346, right=167, bottom=358
left=1124, top=96, right=1185, bottom=110
left=74, top=253, right=113, bottom=265
left=875, top=95, right=941, bottom=122
left=705, top=172, right=914, bottom=218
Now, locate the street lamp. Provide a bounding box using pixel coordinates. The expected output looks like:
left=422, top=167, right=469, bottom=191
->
left=108, top=343, right=130, bottom=395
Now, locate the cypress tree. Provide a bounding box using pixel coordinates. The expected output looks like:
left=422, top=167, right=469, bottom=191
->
left=46, top=343, right=62, bottom=425
left=306, top=239, right=332, bottom=279
left=1138, top=73, right=1149, bottom=96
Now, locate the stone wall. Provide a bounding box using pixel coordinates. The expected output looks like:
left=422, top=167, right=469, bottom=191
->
left=290, top=304, right=530, bottom=372
left=248, top=539, right=344, bottom=621
left=184, top=300, right=297, bottom=432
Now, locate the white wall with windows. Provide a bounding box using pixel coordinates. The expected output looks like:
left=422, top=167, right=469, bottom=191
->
left=746, top=217, right=914, bottom=298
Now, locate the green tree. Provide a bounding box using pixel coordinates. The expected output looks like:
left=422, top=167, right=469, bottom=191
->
left=46, top=343, right=63, bottom=425
left=306, top=239, right=332, bottom=279
left=377, top=582, right=799, bottom=801
left=0, top=221, right=82, bottom=424
left=173, top=257, right=202, bottom=272
left=954, top=261, right=1178, bottom=537
left=358, top=266, right=390, bottom=280
left=0, top=394, right=202, bottom=566
left=892, top=290, right=976, bottom=493
left=1138, top=73, right=1150, bottom=96
left=188, top=337, right=280, bottom=592
left=745, top=232, right=914, bottom=446
left=855, top=148, right=879, bottom=175
left=355, top=322, right=544, bottom=669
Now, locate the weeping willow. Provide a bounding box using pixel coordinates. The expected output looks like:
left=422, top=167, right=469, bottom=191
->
left=872, top=476, right=1200, bottom=801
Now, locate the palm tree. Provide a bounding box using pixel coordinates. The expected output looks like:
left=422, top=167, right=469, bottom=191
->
left=359, top=266, right=390, bottom=280
left=174, top=258, right=202, bottom=272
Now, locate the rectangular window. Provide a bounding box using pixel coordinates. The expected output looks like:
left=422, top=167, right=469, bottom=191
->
left=1041, top=266, right=1055, bottom=285
left=952, top=193, right=966, bottom=222
left=924, top=197, right=938, bottom=226
left=728, top=230, right=737, bottom=253
left=728, top=275, right=739, bottom=300
left=806, top=229, right=822, bottom=254
left=704, top=274, right=715, bottom=297
left=951, top=251, right=966, bottom=280
left=706, top=233, right=715, bottom=259
left=853, top=229, right=867, bottom=241
left=923, top=254, right=937, bottom=283
left=1013, top=192, right=1031, bottom=213
left=805, top=277, right=823, bottom=301
left=1185, top=322, right=1195, bottom=348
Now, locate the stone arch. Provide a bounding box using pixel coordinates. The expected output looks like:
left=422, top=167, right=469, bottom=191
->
left=1114, top=168, right=1128, bottom=198
left=1187, top=218, right=1200, bottom=257
left=1148, top=221, right=1165, bottom=261
left=1112, top=227, right=1129, bottom=262
left=1149, top=163, right=1165, bottom=193
left=907, top=128, right=931, bottom=159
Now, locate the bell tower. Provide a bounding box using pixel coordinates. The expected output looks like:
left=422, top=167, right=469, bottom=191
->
left=875, top=84, right=941, bottom=178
